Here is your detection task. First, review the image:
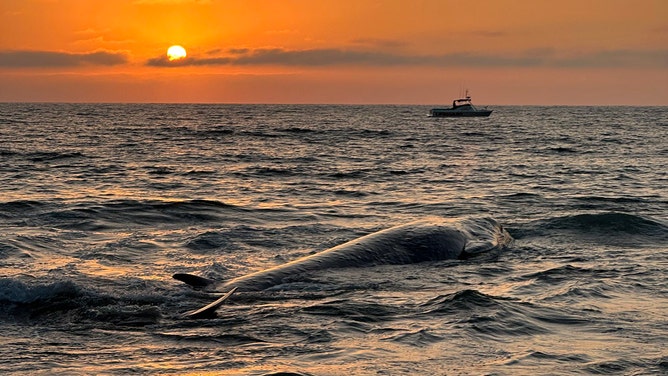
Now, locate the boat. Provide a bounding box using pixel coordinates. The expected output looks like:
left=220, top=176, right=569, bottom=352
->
left=429, top=90, right=492, bottom=117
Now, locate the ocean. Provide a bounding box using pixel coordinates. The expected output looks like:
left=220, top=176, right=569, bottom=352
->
left=0, top=103, right=666, bottom=375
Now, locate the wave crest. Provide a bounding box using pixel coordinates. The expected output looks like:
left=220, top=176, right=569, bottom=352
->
left=513, top=212, right=668, bottom=246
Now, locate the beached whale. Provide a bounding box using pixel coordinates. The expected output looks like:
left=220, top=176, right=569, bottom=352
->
left=174, top=217, right=512, bottom=317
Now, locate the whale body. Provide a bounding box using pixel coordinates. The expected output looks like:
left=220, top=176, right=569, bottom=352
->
left=175, top=217, right=512, bottom=317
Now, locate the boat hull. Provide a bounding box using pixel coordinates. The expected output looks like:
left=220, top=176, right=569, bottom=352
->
left=429, top=109, right=493, bottom=117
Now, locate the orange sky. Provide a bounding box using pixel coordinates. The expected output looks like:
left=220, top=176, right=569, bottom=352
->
left=1, top=0, right=667, bottom=104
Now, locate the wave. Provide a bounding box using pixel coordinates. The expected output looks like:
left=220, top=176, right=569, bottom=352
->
left=420, top=289, right=499, bottom=312
left=585, top=358, right=668, bottom=375
left=301, top=299, right=401, bottom=323
left=516, top=264, right=619, bottom=301
left=27, top=151, right=87, bottom=162
left=327, top=169, right=374, bottom=179
left=570, top=195, right=664, bottom=212
left=154, top=331, right=265, bottom=346
left=545, top=146, right=579, bottom=154
left=573, top=195, right=650, bottom=205
left=415, top=288, right=599, bottom=338
left=0, top=242, right=24, bottom=259
left=250, top=166, right=301, bottom=177
left=0, top=199, right=246, bottom=230
left=423, top=290, right=550, bottom=340
left=196, top=127, right=235, bottom=138
left=506, top=350, right=592, bottom=365
left=0, top=148, right=19, bottom=157
left=0, top=277, right=101, bottom=322
left=382, top=328, right=445, bottom=347
left=0, top=200, right=48, bottom=218
left=417, top=289, right=546, bottom=330
left=547, top=212, right=667, bottom=234
left=281, top=127, right=316, bottom=134
left=184, top=230, right=236, bottom=253
left=0, top=277, right=162, bottom=326
left=511, top=212, right=668, bottom=245
left=0, top=278, right=84, bottom=306
left=521, top=264, right=596, bottom=281
left=75, top=201, right=208, bottom=229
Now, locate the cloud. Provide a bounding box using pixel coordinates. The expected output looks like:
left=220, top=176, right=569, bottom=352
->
left=554, top=49, right=668, bottom=68
left=228, top=48, right=251, bottom=55
left=232, top=48, right=416, bottom=66
left=146, top=55, right=232, bottom=67
left=0, top=50, right=128, bottom=68
left=144, top=47, right=668, bottom=69
left=146, top=48, right=419, bottom=67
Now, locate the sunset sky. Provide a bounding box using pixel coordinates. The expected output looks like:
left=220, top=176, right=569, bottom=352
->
left=1, top=0, right=667, bottom=105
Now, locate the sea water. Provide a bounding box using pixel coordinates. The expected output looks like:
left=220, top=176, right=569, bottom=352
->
left=0, top=103, right=666, bottom=375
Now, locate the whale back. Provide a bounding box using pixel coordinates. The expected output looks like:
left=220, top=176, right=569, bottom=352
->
left=220, top=217, right=511, bottom=291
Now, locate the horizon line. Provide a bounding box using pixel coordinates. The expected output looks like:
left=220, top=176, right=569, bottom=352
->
left=1, top=101, right=666, bottom=107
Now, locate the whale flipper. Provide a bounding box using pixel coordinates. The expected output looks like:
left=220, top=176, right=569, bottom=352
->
left=183, top=287, right=238, bottom=318
left=173, top=273, right=215, bottom=288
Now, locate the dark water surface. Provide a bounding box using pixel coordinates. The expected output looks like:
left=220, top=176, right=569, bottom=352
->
left=0, top=104, right=666, bottom=375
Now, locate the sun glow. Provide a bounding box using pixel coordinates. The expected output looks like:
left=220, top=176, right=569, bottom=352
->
left=167, top=45, right=187, bottom=61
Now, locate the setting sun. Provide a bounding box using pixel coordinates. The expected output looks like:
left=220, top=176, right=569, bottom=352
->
left=167, top=45, right=187, bottom=61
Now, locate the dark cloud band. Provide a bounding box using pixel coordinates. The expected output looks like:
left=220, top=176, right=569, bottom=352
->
left=1, top=48, right=664, bottom=69
left=0, top=50, right=128, bottom=68
left=145, top=47, right=668, bottom=69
